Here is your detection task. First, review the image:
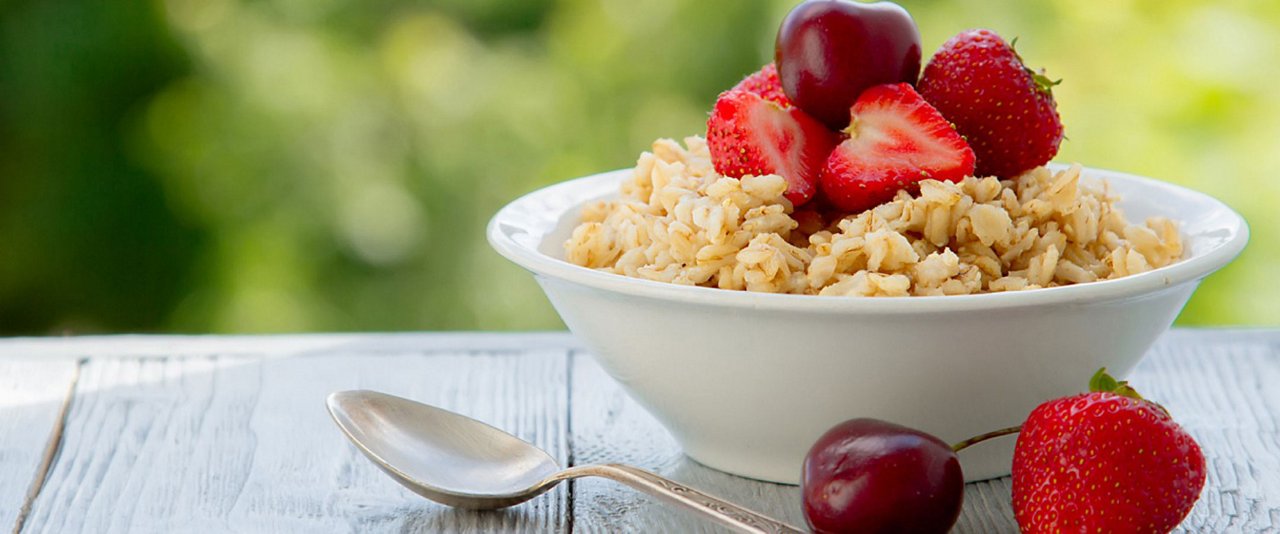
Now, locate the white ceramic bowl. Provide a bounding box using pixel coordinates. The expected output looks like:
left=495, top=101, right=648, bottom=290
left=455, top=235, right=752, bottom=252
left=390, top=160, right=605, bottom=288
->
left=488, top=165, right=1248, bottom=484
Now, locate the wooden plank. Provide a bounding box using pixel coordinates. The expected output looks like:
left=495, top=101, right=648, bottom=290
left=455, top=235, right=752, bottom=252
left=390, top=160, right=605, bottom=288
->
left=1159, top=328, right=1280, bottom=347
left=954, top=478, right=1018, bottom=533
left=568, top=333, right=1280, bottom=533
left=19, top=350, right=570, bottom=533
left=0, top=332, right=582, bottom=360
left=0, top=328, right=1269, bottom=361
left=0, top=360, right=79, bottom=533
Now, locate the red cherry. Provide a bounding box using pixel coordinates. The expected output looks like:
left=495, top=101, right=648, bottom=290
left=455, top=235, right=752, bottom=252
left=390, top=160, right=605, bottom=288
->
left=802, top=418, right=963, bottom=534
left=775, top=0, right=922, bottom=130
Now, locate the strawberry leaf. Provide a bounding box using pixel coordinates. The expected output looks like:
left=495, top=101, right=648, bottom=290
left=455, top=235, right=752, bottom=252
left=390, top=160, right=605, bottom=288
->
left=1030, top=70, right=1061, bottom=96
left=1087, top=367, right=1172, bottom=417
left=1088, top=367, right=1143, bottom=400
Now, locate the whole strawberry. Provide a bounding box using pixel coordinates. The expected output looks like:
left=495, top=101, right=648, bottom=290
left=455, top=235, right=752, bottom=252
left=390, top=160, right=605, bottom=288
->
left=1012, top=369, right=1206, bottom=533
left=917, top=29, right=1063, bottom=178
left=732, top=62, right=792, bottom=107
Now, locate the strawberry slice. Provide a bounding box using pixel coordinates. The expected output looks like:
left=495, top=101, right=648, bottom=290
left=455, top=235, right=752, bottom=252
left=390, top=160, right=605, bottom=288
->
left=707, top=89, right=837, bottom=206
left=819, top=83, right=975, bottom=213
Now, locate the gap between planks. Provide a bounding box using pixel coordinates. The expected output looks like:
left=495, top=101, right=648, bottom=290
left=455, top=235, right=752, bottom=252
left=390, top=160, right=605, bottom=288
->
left=11, top=360, right=83, bottom=534
left=565, top=350, right=578, bottom=534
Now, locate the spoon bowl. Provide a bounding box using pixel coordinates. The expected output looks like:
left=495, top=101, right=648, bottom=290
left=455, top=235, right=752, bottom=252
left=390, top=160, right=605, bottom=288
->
left=327, top=390, right=561, bottom=508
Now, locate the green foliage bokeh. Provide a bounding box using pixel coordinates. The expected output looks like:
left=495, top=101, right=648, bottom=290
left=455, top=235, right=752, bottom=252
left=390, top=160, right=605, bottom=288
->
left=1, top=0, right=1276, bottom=334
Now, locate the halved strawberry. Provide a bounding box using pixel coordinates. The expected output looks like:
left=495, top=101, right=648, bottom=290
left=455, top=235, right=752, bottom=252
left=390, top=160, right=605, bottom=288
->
left=819, top=83, right=975, bottom=213
left=732, top=63, right=792, bottom=107
left=707, top=89, right=837, bottom=206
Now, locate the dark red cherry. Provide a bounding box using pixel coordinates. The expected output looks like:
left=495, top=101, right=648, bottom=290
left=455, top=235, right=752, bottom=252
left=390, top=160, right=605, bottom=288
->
left=775, top=0, right=922, bottom=130
left=801, top=418, right=963, bottom=534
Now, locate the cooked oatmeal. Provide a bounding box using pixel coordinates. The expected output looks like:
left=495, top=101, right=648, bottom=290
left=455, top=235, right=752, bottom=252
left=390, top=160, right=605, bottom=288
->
left=564, top=137, right=1182, bottom=296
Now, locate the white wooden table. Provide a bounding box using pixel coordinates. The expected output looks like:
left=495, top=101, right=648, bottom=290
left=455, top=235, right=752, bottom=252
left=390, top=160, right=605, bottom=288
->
left=1, top=329, right=1277, bottom=533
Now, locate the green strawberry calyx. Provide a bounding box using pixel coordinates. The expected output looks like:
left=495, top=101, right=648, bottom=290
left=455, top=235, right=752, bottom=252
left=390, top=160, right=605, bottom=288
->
left=1089, top=367, right=1171, bottom=417
left=1009, top=36, right=1061, bottom=96
left=1029, top=70, right=1061, bottom=95
left=1088, top=367, right=1143, bottom=399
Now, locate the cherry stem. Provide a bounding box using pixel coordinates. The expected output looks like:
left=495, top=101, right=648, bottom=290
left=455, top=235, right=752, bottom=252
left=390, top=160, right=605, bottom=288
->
left=951, top=425, right=1023, bottom=452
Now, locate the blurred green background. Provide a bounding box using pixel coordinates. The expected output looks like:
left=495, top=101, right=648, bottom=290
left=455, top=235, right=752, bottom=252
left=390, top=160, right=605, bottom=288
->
left=1, top=0, right=1275, bottom=334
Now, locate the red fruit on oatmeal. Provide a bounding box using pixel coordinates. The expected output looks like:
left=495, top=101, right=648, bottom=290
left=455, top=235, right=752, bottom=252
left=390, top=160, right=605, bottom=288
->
left=707, top=89, right=838, bottom=206
left=818, top=83, right=975, bottom=213
left=917, top=29, right=1064, bottom=178
left=732, top=63, right=792, bottom=107
left=774, top=0, right=923, bottom=130
left=1012, top=369, right=1206, bottom=534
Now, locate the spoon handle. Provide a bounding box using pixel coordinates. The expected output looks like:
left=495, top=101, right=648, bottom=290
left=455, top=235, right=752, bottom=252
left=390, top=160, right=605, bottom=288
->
left=560, top=463, right=804, bottom=534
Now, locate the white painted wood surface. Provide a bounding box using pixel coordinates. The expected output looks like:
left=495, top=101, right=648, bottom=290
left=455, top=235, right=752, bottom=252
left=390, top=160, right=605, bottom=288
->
left=0, top=330, right=1275, bottom=533
left=17, top=350, right=569, bottom=533
left=0, top=360, right=79, bottom=533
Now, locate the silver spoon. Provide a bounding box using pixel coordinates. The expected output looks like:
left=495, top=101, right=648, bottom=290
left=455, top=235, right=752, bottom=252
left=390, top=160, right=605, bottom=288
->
left=326, top=390, right=802, bottom=534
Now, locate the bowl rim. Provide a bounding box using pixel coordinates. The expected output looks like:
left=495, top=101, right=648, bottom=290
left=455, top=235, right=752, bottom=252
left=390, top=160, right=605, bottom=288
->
left=488, top=165, right=1249, bottom=314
